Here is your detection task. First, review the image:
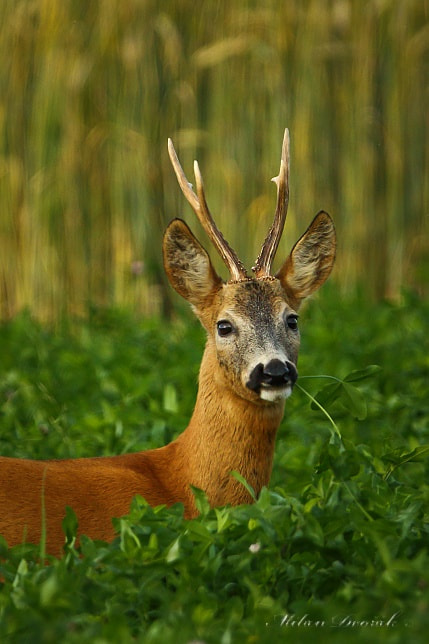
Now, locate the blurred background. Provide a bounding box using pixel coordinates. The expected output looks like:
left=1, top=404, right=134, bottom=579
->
left=0, top=0, right=428, bottom=321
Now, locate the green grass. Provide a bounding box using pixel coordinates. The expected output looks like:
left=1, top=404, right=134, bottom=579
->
left=0, top=289, right=428, bottom=642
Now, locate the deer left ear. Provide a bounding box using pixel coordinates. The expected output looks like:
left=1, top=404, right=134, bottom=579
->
left=276, top=211, right=336, bottom=309
left=163, top=218, right=222, bottom=308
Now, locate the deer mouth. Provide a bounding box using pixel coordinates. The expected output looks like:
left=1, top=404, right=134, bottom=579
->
left=260, top=382, right=293, bottom=402
left=246, top=359, right=298, bottom=401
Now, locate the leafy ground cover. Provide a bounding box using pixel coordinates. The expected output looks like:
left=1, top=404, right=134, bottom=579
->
left=0, top=288, right=428, bottom=643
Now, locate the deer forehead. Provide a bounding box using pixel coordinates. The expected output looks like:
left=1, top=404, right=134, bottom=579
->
left=214, top=278, right=292, bottom=327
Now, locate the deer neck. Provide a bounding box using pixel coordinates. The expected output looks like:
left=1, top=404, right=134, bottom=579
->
left=176, top=341, right=285, bottom=509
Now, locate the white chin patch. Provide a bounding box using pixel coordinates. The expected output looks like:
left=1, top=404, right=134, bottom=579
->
left=260, top=385, right=292, bottom=402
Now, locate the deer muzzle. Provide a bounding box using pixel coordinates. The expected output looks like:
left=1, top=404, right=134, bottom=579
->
left=246, top=359, right=298, bottom=396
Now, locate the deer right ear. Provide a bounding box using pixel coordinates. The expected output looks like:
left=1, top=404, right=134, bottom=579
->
left=276, top=211, right=336, bottom=310
left=163, top=219, right=222, bottom=307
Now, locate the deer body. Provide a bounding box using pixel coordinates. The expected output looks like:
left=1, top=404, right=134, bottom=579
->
left=0, top=332, right=284, bottom=554
left=0, top=130, right=336, bottom=555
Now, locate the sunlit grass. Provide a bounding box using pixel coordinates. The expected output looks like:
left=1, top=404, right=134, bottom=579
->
left=0, top=0, right=427, bottom=320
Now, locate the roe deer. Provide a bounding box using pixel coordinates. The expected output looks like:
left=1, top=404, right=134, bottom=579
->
left=0, top=129, right=336, bottom=555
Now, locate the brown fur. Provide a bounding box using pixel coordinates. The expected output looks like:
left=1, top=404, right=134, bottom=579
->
left=0, top=208, right=335, bottom=556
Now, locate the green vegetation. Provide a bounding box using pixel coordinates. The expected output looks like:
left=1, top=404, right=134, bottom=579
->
left=0, top=0, right=428, bottom=319
left=0, top=290, right=428, bottom=642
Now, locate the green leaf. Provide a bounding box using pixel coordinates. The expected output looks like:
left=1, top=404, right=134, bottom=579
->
left=163, top=383, right=178, bottom=413
left=230, top=470, right=257, bottom=501
left=185, top=520, right=213, bottom=543
left=344, top=364, right=382, bottom=382
left=312, top=382, right=342, bottom=409
left=340, top=382, right=367, bottom=420
left=190, top=486, right=211, bottom=515
left=62, top=506, right=79, bottom=545
left=383, top=444, right=429, bottom=479
left=166, top=537, right=181, bottom=562
left=40, top=572, right=60, bottom=607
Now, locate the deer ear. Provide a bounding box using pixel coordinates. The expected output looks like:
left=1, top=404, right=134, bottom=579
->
left=276, top=211, right=336, bottom=309
left=163, top=218, right=222, bottom=307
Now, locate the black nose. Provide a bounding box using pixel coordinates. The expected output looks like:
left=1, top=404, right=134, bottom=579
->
left=261, top=359, right=297, bottom=386
left=246, top=359, right=298, bottom=392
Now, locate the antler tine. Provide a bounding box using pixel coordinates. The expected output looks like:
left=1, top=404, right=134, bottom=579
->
left=252, top=128, right=290, bottom=278
left=168, top=138, right=247, bottom=282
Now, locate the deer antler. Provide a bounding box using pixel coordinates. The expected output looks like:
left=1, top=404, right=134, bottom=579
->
left=168, top=139, right=248, bottom=282
left=252, top=128, right=290, bottom=278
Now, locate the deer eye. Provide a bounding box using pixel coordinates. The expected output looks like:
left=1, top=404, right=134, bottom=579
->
left=217, top=320, right=234, bottom=337
left=286, top=314, right=299, bottom=331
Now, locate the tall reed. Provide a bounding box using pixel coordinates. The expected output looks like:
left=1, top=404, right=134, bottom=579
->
left=0, top=0, right=427, bottom=319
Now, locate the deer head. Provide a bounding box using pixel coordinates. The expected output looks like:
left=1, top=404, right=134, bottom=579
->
left=163, top=129, right=336, bottom=405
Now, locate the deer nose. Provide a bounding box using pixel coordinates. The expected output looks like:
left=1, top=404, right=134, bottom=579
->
left=261, top=359, right=298, bottom=387
left=246, top=359, right=298, bottom=392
